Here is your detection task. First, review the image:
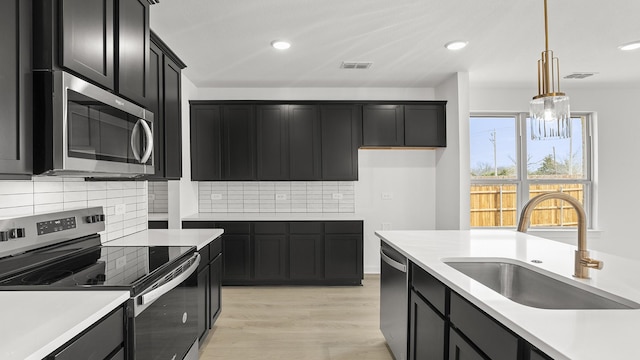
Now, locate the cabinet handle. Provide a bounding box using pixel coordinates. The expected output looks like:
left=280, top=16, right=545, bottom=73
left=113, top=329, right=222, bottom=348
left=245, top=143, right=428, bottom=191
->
left=380, top=249, right=407, bottom=273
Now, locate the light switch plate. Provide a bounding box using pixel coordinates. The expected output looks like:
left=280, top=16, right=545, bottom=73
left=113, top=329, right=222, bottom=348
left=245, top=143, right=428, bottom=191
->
left=275, top=193, right=287, bottom=200
left=211, top=193, right=223, bottom=200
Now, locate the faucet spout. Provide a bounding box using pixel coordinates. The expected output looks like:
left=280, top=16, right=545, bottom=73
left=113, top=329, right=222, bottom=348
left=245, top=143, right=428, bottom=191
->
left=517, top=192, right=602, bottom=279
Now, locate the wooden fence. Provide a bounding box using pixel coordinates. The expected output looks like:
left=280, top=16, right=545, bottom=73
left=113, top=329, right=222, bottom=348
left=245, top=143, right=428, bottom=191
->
left=470, top=184, right=584, bottom=227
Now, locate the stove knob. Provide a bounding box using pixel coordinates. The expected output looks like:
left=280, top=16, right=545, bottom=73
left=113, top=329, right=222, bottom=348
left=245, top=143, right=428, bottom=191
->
left=85, top=215, right=95, bottom=223
left=0, top=231, right=7, bottom=242
left=11, top=228, right=25, bottom=238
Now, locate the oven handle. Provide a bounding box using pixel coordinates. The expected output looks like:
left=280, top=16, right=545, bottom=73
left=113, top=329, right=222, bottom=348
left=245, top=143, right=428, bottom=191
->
left=134, top=253, right=200, bottom=316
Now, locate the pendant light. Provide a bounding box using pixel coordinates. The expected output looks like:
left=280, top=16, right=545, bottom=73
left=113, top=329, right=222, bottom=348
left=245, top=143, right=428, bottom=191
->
left=529, top=0, right=570, bottom=140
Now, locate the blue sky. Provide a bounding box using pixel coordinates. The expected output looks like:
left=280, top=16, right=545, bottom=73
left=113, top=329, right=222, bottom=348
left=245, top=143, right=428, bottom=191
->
left=469, top=117, right=584, bottom=173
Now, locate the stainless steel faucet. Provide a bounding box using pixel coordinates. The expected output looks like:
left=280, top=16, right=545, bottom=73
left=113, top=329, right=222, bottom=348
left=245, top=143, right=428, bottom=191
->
left=517, top=192, right=603, bottom=279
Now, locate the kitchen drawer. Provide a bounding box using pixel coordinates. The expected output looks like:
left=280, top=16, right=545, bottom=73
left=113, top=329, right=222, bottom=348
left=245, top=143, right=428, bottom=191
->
left=216, top=222, right=251, bottom=234
left=410, top=262, right=447, bottom=315
left=49, top=307, right=124, bottom=360
left=289, top=221, right=322, bottom=234
left=254, top=222, right=287, bottom=234
left=449, top=292, right=518, bottom=360
left=325, top=221, right=362, bottom=234
left=210, top=236, right=222, bottom=258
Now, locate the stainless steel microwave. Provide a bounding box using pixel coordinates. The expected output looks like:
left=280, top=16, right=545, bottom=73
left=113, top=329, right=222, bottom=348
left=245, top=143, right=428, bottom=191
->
left=34, top=71, right=155, bottom=177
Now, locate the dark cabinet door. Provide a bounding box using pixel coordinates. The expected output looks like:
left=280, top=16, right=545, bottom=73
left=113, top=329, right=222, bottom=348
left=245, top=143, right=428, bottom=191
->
left=0, top=0, right=31, bottom=178
left=254, top=235, right=287, bottom=280
left=320, top=105, right=361, bottom=180
left=409, top=290, right=446, bottom=360
left=256, top=105, right=288, bottom=180
left=209, top=253, right=222, bottom=325
left=60, top=0, right=114, bottom=89
left=146, top=40, right=164, bottom=178
left=222, top=234, right=251, bottom=282
left=289, top=105, right=321, bottom=180
left=289, top=234, right=323, bottom=280
left=163, top=55, right=182, bottom=179
left=223, top=105, right=256, bottom=180
left=196, top=266, right=209, bottom=343
left=324, top=234, right=363, bottom=281
left=404, top=104, right=446, bottom=147
left=117, top=0, right=149, bottom=106
left=362, top=105, right=404, bottom=146
left=190, top=105, right=222, bottom=180
left=448, top=329, right=485, bottom=360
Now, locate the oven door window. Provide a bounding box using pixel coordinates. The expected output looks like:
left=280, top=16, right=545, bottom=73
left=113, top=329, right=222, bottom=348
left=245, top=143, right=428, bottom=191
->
left=133, top=272, right=198, bottom=360
left=67, top=90, right=151, bottom=164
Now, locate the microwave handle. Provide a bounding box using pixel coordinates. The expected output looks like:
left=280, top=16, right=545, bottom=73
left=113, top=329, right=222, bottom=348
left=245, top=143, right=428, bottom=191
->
left=130, top=119, right=142, bottom=161
left=139, top=119, right=154, bottom=163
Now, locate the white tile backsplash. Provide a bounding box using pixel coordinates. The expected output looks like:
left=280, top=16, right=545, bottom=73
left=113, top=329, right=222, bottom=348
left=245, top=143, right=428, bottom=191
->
left=0, top=178, right=148, bottom=241
left=198, top=181, right=356, bottom=213
left=147, top=181, right=168, bottom=213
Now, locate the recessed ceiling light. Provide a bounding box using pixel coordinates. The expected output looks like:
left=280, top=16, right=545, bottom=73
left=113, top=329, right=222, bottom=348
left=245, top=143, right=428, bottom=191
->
left=618, top=41, right=640, bottom=51
left=444, top=41, right=468, bottom=51
left=271, top=40, right=291, bottom=50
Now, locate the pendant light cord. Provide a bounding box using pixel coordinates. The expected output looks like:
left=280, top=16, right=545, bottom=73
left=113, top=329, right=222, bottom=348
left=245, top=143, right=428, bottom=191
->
left=544, top=0, right=549, bottom=52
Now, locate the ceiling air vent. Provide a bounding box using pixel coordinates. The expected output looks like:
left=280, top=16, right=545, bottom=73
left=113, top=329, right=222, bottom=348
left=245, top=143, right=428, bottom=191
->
left=340, top=61, right=373, bottom=69
left=564, top=72, right=596, bottom=79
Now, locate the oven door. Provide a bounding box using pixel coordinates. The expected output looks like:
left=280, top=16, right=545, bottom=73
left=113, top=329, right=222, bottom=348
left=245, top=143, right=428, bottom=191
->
left=131, top=253, right=200, bottom=360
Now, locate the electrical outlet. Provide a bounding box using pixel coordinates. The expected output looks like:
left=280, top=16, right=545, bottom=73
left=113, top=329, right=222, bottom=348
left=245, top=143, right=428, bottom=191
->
left=381, top=192, right=393, bottom=200
left=332, top=193, right=343, bottom=200
left=115, top=203, right=126, bottom=215
left=381, top=223, right=392, bottom=230
left=275, top=193, right=287, bottom=201
left=148, top=194, right=156, bottom=201
left=211, top=193, right=223, bottom=200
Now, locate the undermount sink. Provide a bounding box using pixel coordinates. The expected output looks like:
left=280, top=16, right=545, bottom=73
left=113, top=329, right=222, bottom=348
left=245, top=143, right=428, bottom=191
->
left=444, top=259, right=640, bottom=310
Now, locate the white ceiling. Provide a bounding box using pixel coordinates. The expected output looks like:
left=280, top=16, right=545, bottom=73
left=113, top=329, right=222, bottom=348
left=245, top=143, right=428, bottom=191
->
left=150, top=0, right=640, bottom=89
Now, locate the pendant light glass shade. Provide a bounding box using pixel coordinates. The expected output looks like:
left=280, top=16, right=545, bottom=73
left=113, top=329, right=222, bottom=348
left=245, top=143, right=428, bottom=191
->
left=529, top=0, right=570, bottom=140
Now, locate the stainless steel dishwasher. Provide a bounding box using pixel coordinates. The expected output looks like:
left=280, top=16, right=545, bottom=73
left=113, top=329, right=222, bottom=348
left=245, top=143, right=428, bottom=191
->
left=380, top=240, right=408, bottom=360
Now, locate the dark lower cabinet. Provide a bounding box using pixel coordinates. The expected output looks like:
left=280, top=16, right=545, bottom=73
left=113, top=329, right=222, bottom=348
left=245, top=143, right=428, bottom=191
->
left=254, top=235, right=287, bottom=280
left=0, top=0, right=32, bottom=178
left=46, top=307, right=125, bottom=360
left=409, top=290, right=446, bottom=360
left=401, top=258, right=555, bottom=360
left=448, top=329, right=484, bottom=360
left=222, top=233, right=252, bottom=281
left=196, top=263, right=209, bottom=343
left=196, top=237, right=223, bottom=345
left=209, top=253, right=222, bottom=325
left=148, top=220, right=168, bottom=229
left=183, top=220, right=363, bottom=285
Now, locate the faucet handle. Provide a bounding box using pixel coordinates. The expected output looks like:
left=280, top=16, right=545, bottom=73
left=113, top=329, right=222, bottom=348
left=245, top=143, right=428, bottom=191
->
left=581, top=257, right=604, bottom=270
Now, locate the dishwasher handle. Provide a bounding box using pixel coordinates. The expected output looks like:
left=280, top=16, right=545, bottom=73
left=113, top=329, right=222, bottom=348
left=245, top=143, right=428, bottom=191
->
left=380, top=249, right=407, bottom=273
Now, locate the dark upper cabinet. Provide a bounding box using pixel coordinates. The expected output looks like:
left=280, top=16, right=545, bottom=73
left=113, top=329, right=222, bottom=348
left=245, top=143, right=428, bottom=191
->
left=0, top=0, right=32, bottom=178
left=256, top=104, right=321, bottom=181
left=362, top=105, right=404, bottom=146
left=223, top=105, right=257, bottom=180
left=289, top=105, right=321, bottom=180
left=162, top=54, right=183, bottom=178
left=190, top=105, right=222, bottom=181
left=320, top=105, right=362, bottom=181
left=405, top=104, right=447, bottom=147
left=59, top=0, right=115, bottom=89
left=146, top=33, right=185, bottom=180
left=363, top=102, right=447, bottom=147
left=35, top=0, right=150, bottom=107
left=256, top=105, right=288, bottom=180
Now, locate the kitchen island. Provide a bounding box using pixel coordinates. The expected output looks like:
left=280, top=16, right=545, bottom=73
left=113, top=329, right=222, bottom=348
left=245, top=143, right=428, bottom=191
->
left=376, top=230, right=640, bottom=360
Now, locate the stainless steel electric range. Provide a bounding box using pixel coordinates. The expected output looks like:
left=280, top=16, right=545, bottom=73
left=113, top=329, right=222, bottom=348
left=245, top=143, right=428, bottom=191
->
left=0, top=207, right=200, bottom=360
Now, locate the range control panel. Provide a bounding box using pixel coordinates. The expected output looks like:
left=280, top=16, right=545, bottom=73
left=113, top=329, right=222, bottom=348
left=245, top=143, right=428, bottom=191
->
left=37, top=217, right=77, bottom=236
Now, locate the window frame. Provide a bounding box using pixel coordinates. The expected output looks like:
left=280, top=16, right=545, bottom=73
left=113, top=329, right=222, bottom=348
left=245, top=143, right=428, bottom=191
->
left=470, top=112, right=594, bottom=229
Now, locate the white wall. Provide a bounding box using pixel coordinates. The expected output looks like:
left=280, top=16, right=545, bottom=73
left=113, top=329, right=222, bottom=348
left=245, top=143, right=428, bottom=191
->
left=434, top=73, right=470, bottom=230
left=356, top=149, right=436, bottom=273
left=470, top=86, right=640, bottom=259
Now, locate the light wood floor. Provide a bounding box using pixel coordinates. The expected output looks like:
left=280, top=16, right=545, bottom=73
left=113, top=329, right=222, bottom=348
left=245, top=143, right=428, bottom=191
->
left=199, top=275, right=393, bottom=360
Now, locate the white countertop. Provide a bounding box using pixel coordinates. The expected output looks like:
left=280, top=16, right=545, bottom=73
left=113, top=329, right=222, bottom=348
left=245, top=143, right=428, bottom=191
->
left=182, top=212, right=364, bottom=222
left=0, top=291, right=130, bottom=360
left=375, top=230, right=640, bottom=360
left=104, top=229, right=224, bottom=250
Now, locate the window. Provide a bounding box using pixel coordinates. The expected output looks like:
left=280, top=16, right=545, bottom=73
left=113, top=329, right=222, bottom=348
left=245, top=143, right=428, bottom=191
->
left=470, top=113, right=592, bottom=228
